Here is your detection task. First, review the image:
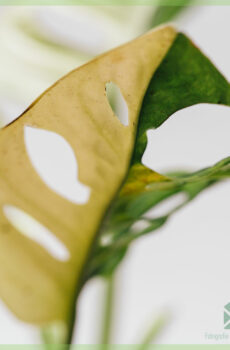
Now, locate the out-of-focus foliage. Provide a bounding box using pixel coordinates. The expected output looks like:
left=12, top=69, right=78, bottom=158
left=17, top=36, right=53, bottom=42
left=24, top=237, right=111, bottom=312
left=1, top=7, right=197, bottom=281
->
left=151, top=0, right=194, bottom=27
left=0, top=4, right=194, bottom=126
left=0, top=6, right=154, bottom=125
left=86, top=160, right=229, bottom=278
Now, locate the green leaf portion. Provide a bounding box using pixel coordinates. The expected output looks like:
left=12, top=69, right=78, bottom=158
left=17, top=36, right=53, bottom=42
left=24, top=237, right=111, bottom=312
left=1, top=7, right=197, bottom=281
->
left=86, top=158, right=230, bottom=278
left=133, top=33, right=230, bottom=163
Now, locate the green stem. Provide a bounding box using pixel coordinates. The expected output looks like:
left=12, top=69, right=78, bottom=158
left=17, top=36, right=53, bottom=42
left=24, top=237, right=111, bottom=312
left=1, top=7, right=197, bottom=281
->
left=41, top=319, right=73, bottom=350
left=101, top=274, right=115, bottom=345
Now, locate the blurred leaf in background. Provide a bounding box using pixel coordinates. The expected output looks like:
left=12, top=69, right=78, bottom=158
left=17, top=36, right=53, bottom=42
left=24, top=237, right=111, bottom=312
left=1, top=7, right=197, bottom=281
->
left=0, top=4, right=195, bottom=127
left=151, top=0, right=194, bottom=27
left=0, top=6, right=154, bottom=125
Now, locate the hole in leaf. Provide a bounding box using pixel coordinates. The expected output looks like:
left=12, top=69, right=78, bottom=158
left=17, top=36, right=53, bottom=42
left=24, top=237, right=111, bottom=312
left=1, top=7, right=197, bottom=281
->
left=24, top=126, right=91, bottom=205
left=99, top=233, right=114, bottom=247
left=131, top=219, right=150, bottom=233
left=3, top=205, right=70, bottom=262
left=144, top=193, right=188, bottom=219
left=142, top=104, right=230, bottom=173
left=106, top=81, right=129, bottom=126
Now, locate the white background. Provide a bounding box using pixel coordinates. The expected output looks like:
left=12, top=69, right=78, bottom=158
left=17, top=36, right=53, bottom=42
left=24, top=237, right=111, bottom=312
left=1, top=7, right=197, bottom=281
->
left=0, top=5, right=230, bottom=345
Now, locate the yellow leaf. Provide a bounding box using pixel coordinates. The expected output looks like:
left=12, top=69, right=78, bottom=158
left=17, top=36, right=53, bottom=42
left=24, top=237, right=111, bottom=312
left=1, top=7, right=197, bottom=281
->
left=0, top=25, right=176, bottom=324
left=119, top=164, right=170, bottom=196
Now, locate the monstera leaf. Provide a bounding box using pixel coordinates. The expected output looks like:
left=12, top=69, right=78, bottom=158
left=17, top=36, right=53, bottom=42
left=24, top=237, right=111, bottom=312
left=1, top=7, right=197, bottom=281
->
left=0, top=24, right=230, bottom=343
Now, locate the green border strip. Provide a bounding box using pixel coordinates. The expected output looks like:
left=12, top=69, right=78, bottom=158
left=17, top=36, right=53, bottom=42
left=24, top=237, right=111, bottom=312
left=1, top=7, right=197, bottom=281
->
left=0, top=346, right=229, bottom=349
left=2, top=0, right=230, bottom=5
